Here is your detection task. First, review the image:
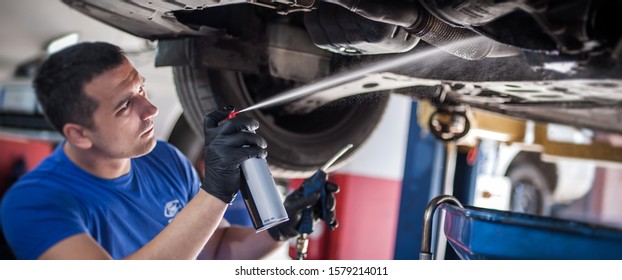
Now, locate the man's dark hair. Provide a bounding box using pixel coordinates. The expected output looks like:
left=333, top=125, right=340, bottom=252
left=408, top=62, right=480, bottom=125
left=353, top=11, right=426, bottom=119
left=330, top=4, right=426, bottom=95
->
left=34, top=41, right=126, bottom=134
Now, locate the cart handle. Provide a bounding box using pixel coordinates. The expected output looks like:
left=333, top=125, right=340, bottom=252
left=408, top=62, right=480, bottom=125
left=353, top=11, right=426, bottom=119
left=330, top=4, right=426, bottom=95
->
left=420, top=194, right=464, bottom=260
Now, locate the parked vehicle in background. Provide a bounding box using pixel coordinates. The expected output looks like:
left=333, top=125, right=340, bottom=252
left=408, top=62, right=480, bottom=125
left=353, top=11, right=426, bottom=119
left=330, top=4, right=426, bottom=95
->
left=475, top=139, right=596, bottom=216
left=465, top=111, right=599, bottom=216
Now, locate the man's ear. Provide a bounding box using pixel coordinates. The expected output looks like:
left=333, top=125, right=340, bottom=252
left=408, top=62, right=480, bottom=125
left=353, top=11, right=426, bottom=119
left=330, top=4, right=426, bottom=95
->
left=63, top=123, right=93, bottom=149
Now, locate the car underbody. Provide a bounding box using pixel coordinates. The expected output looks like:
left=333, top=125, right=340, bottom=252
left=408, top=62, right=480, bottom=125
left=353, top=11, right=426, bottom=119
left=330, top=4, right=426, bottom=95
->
left=61, top=0, right=622, bottom=176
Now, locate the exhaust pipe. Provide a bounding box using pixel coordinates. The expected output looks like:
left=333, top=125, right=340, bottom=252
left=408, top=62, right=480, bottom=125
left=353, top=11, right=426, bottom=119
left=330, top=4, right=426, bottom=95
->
left=323, top=0, right=519, bottom=60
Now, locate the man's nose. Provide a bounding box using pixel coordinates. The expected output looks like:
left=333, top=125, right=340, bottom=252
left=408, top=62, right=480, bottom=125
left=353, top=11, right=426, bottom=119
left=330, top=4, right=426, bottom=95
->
left=138, top=95, right=159, bottom=120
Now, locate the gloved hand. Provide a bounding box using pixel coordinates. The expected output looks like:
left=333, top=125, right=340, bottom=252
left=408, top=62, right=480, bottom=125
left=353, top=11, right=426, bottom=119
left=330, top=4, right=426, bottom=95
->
left=268, top=181, right=340, bottom=241
left=316, top=182, right=339, bottom=230
left=202, top=106, right=267, bottom=204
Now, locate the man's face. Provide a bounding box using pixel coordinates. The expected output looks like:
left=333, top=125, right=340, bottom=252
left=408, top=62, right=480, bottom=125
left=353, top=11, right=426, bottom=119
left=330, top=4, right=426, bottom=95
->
left=82, top=57, right=159, bottom=159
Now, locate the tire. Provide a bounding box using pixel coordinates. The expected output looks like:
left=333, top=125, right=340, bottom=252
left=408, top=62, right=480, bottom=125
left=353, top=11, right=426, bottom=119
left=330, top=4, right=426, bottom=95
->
left=172, top=56, right=390, bottom=178
left=167, top=114, right=202, bottom=165
left=506, top=153, right=557, bottom=216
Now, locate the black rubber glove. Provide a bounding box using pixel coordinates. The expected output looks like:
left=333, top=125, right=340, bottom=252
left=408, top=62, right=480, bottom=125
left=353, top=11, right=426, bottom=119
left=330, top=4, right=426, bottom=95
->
left=315, top=181, right=340, bottom=230
left=268, top=181, right=340, bottom=241
left=202, top=106, right=267, bottom=204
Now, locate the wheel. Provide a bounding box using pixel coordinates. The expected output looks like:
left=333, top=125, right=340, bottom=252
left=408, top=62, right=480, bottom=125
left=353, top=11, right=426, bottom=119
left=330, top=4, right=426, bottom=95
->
left=172, top=56, right=390, bottom=178
left=167, top=114, right=202, bottom=165
left=506, top=153, right=557, bottom=215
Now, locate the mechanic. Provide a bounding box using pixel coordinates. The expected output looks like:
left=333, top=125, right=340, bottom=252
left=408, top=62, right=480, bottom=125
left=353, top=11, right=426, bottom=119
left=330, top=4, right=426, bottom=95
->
left=0, top=41, right=338, bottom=260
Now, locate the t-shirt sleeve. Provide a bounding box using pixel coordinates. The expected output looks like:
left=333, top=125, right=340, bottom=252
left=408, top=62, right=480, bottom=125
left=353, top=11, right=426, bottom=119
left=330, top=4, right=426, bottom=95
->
left=0, top=184, right=87, bottom=260
left=162, top=141, right=201, bottom=199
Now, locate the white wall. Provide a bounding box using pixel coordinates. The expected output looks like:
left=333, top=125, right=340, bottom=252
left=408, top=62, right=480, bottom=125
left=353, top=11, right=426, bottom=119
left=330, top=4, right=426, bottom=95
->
left=340, top=94, right=412, bottom=181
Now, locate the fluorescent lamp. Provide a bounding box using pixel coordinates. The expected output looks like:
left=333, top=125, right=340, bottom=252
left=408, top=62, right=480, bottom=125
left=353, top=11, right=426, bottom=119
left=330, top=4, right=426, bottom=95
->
left=46, top=33, right=79, bottom=54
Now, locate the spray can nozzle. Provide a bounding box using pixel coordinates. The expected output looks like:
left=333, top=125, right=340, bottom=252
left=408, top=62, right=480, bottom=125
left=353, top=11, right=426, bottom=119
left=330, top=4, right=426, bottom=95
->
left=227, top=110, right=239, bottom=120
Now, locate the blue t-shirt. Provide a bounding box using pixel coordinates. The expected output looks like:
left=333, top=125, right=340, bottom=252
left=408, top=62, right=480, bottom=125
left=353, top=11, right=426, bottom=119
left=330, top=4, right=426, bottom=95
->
left=0, top=140, right=200, bottom=259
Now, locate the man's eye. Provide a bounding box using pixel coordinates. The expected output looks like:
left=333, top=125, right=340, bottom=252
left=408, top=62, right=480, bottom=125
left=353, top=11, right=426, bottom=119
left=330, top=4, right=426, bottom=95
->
left=120, top=100, right=131, bottom=111
left=139, top=85, right=148, bottom=97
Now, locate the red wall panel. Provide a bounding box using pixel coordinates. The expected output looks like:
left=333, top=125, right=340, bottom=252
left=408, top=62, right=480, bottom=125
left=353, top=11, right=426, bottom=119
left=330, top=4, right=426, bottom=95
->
left=0, top=136, right=54, bottom=195
left=288, top=173, right=402, bottom=259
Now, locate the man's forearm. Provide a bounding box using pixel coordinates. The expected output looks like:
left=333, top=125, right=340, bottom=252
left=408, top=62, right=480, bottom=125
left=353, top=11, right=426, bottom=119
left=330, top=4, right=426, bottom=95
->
left=206, top=226, right=284, bottom=260
left=125, top=190, right=227, bottom=259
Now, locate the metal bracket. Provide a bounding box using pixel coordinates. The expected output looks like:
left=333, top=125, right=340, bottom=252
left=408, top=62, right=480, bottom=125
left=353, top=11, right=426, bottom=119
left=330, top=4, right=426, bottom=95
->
left=249, top=0, right=315, bottom=14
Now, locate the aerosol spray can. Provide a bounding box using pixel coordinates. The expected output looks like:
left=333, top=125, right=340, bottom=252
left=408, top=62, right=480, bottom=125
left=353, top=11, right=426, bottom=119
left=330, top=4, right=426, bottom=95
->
left=227, top=111, right=289, bottom=232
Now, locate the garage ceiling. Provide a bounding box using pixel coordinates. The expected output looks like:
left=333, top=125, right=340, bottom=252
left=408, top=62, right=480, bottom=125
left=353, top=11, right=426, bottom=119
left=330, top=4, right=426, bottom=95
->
left=0, top=0, right=147, bottom=80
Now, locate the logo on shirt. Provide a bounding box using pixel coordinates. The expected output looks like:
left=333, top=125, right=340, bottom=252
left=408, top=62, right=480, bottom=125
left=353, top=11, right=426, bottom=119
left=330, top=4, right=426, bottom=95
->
left=164, top=199, right=182, bottom=220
